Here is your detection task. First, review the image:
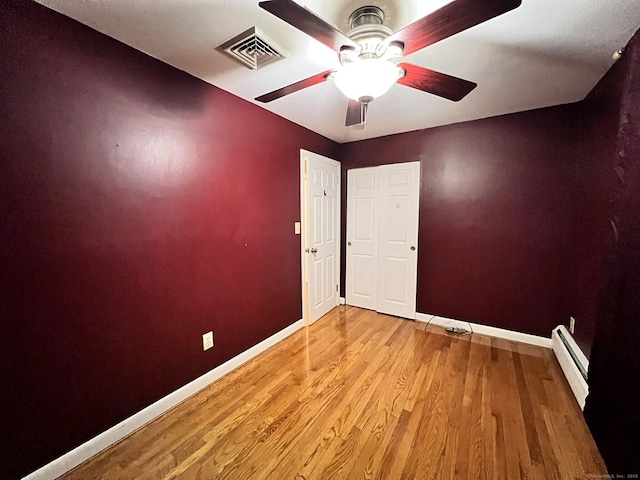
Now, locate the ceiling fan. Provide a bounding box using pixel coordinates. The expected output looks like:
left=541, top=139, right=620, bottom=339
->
left=255, top=0, right=522, bottom=127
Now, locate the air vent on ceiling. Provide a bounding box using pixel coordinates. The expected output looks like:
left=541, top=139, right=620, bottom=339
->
left=218, top=26, right=288, bottom=70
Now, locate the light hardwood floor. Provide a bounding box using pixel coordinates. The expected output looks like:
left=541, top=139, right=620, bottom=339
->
left=62, top=306, right=606, bottom=479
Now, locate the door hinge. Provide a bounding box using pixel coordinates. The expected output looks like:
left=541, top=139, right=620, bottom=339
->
left=336, top=284, right=339, bottom=292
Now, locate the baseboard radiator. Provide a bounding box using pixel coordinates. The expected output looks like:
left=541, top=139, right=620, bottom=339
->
left=552, top=325, right=589, bottom=409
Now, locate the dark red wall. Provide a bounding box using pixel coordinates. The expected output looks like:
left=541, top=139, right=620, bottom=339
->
left=339, top=106, right=583, bottom=337
left=560, top=57, right=624, bottom=358
left=0, top=1, right=336, bottom=477
left=584, top=30, right=640, bottom=474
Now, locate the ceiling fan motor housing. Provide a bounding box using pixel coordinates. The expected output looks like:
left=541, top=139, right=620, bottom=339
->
left=348, top=5, right=384, bottom=29
left=343, top=5, right=399, bottom=62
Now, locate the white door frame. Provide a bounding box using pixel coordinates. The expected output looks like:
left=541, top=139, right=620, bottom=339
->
left=300, top=149, right=341, bottom=326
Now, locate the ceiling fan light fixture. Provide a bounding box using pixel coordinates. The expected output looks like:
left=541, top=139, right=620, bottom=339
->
left=333, top=59, right=401, bottom=102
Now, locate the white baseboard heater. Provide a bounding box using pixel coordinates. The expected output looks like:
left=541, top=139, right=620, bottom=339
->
left=552, top=325, right=589, bottom=409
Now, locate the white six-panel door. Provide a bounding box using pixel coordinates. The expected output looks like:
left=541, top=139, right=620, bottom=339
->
left=346, top=162, right=420, bottom=319
left=301, top=150, right=340, bottom=324
left=345, top=167, right=379, bottom=310
left=376, top=162, right=420, bottom=318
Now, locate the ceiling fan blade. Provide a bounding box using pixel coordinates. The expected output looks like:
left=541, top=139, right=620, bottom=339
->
left=259, top=0, right=357, bottom=52
left=255, top=69, right=334, bottom=103
left=345, top=99, right=364, bottom=126
left=397, top=63, right=477, bottom=101
left=388, top=0, right=521, bottom=56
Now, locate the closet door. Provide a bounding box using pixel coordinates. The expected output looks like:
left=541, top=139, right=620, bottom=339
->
left=376, top=162, right=420, bottom=319
left=345, top=167, right=378, bottom=310
left=346, top=162, right=420, bottom=319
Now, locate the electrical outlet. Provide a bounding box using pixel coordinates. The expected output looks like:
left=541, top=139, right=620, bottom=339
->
left=569, top=317, right=576, bottom=335
left=202, top=331, right=214, bottom=351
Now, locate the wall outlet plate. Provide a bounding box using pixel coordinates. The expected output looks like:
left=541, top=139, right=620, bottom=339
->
left=203, top=331, right=214, bottom=351
left=569, top=316, right=576, bottom=335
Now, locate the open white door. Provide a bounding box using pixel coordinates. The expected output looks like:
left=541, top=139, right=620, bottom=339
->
left=301, top=150, right=340, bottom=325
left=345, top=161, right=420, bottom=320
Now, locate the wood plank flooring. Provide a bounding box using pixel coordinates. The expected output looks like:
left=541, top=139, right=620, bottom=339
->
left=62, top=306, right=607, bottom=479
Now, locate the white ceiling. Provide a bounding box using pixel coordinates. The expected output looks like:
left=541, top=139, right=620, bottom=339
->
left=37, top=0, right=639, bottom=143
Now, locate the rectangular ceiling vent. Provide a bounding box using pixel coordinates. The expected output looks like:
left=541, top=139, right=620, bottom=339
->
left=219, top=26, right=288, bottom=70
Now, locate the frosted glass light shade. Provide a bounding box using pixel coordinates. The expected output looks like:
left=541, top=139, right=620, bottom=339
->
left=333, top=59, right=401, bottom=102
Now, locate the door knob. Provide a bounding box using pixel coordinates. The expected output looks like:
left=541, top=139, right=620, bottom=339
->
left=310, top=248, right=318, bottom=254
left=347, top=242, right=352, bottom=246
left=410, top=246, right=416, bottom=251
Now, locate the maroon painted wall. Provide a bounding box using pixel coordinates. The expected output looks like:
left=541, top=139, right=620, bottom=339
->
left=584, top=30, right=640, bottom=474
left=0, top=1, right=337, bottom=477
left=339, top=106, right=582, bottom=337
left=560, top=57, right=624, bottom=358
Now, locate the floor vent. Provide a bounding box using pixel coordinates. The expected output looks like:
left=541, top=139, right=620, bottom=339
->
left=552, top=325, right=589, bottom=409
left=218, top=26, right=288, bottom=70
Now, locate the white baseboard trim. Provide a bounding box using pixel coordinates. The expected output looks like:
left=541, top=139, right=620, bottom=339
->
left=415, top=312, right=553, bottom=349
left=552, top=325, right=589, bottom=409
left=23, top=319, right=305, bottom=480
left=339, top=297, right=346, bottom=305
